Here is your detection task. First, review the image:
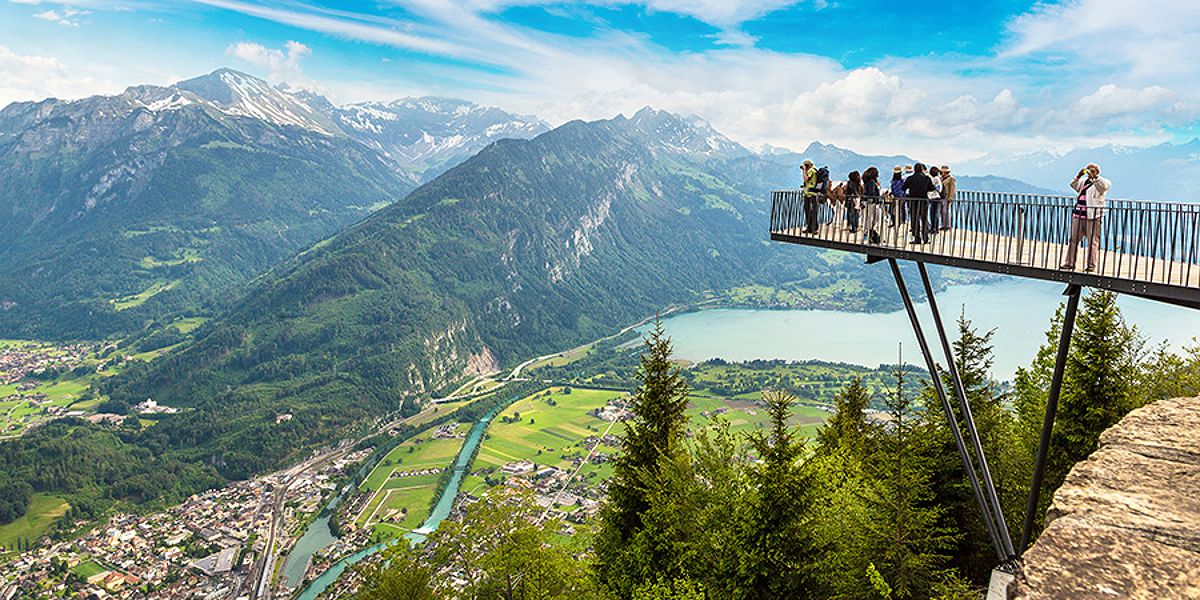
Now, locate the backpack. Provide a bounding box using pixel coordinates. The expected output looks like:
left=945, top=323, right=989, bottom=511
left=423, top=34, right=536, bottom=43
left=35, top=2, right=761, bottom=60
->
left=813, top=166, right=830, bottom=199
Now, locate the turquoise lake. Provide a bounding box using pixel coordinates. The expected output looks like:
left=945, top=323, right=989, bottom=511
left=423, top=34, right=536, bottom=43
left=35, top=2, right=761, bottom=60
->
left=643, top=277, right=1200, bottom=380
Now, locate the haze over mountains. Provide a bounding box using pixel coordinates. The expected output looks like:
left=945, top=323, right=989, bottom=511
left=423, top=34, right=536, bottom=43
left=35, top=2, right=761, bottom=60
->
left=959, top=139, right=1200, bottom=201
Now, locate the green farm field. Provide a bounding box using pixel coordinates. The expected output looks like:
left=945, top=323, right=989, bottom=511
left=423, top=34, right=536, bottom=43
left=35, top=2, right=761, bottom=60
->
left=0, top=495, right=69, bottom=553
left=355, top=423, right=471, bottom=536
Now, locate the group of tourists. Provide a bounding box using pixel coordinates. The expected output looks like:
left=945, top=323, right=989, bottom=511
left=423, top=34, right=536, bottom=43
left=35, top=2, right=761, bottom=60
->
left=798, top=159, right=957, bottom=245
left=796, top=159, right=1112, bottom=273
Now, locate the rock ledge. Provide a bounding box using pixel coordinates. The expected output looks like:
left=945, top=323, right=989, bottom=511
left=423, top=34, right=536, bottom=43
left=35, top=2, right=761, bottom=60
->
left=1012, top=396, right=1200, bottom=599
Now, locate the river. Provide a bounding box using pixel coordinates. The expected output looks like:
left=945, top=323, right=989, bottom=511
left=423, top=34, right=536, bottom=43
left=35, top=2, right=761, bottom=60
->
left=293, top=396, right=517, bottom=599
left=639, top=277, right=1200, bottom=380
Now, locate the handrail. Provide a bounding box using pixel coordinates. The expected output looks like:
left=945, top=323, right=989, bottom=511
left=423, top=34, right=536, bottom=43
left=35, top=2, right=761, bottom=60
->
left=768, top=190, right=1200, bottom=292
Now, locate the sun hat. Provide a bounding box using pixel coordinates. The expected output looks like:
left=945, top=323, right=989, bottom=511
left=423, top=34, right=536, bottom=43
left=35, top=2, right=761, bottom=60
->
left=893, top=166, right=902, bottom=173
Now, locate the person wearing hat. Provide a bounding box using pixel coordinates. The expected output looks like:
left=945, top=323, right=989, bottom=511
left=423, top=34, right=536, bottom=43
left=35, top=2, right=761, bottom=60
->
left=939, top=165, right=955, bottom=231
left=1061, top=163, right=1111, bottom=272
left=802, top=159, right=819, bottom=233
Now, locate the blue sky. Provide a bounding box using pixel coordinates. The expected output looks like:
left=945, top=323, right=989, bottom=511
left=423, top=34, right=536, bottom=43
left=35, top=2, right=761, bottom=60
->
left=2, top=0, right=1198, bottom=160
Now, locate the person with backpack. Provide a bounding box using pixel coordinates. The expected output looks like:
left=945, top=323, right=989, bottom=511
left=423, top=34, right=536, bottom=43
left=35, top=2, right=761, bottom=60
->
left=1061, top=163, right=1111, bottom=272
left=846, top=170, right=863, bottom=234
left=802, top=160, right=819, bottom=233
left=806, top=165, right=830, bottom=233
left=903, top=162, right=935, bottom=245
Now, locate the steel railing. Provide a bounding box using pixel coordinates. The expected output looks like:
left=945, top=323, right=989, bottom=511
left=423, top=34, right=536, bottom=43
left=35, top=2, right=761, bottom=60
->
left=769, top=189, right=1200, bottom=290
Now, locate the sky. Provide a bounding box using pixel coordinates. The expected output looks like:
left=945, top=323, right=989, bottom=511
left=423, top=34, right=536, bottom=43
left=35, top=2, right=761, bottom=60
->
left=2, top=0, right=1199, bottom=161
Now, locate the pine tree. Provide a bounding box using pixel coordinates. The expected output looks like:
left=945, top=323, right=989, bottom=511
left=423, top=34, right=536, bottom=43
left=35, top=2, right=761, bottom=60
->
left=1046, top=291, right=1139, bottom=507
left=816, top=376, right=874, bottom=458
left=860, top=363, right=955, bottom=599
left=595, top=320, right=691, bottom=597
left=736, top=390, right=824, bottom=599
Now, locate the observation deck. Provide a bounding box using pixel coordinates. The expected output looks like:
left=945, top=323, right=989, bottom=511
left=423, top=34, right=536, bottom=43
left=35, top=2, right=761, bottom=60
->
left=769, top=190, right=1200, bottom=309
left=768, top=187, right=1199, bottom=570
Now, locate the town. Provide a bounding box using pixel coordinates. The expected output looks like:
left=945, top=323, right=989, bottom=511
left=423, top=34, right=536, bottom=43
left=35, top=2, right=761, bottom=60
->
left=1, top=444, right=372, bottom=599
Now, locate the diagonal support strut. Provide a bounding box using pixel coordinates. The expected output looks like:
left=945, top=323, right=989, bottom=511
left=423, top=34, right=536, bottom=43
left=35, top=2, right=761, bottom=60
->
left=917, top=262, right=1016, bottom=561
left=1020, top=283, right=1082, bottom=552
left=888, top=259, right=1008, bottom=561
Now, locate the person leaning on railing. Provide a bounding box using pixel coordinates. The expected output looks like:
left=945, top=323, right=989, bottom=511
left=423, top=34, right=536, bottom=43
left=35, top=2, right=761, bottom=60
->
left=1061, top=163, right=1111, bottom=272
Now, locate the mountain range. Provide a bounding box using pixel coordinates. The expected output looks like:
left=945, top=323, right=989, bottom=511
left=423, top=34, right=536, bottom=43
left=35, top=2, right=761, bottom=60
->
left=0, top=69, right=547, bottom=339
left=3, top=67, right=1189, bottom=519
left=101, top=106, right=900, bottom=477
left=958, top=139, right=1200, bottom=201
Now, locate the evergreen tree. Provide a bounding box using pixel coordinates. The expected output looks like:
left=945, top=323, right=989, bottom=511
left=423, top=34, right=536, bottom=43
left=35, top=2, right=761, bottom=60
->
left=816, top=377, right=874, bottom=458
left=595, top=320, right=691, bottom=597
left=736, top=390, right=824, bottom=599
left=1046, top=291, right=1139, bottom=510
left=860, top=364, right=955, bottom=598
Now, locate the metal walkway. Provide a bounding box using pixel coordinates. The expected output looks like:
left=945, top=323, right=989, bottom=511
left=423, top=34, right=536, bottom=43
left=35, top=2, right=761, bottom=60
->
left=768, top=189, right=1200, bottom=566
left=770, top=190, right=1200, bottom=309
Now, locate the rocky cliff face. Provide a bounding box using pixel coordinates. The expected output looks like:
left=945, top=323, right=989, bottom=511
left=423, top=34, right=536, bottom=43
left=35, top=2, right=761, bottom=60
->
left=1012, top=396, right=1200, bottom=599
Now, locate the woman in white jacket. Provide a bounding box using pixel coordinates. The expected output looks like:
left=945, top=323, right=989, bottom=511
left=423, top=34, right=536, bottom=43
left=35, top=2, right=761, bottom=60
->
left=1061, top=163, right=1111, bottom=272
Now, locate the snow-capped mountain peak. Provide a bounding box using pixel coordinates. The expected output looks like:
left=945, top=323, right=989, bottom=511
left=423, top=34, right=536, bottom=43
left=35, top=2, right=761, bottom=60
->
left=174, top=69, right=338, bottom=134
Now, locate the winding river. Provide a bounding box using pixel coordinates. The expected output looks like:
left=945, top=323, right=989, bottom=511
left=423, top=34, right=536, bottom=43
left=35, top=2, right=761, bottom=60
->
left=293, top=396, right=517, bottom=599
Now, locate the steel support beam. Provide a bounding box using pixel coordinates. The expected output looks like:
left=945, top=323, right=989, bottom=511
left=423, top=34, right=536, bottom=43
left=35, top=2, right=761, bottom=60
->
left=888, top=259, right=1008, bottom=561
left=917, top=262, right=1017, bottom=561
left=1020, top=284, right=1083, bottom=553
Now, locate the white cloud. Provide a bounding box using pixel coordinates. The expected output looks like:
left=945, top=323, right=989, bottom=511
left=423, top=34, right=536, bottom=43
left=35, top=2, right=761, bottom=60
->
left=0, top=45, right=122, bottom=107
left=1073, top=84, right=1175, bottom=119
left=33, top=7, right=88, bottom=26
left=225, top=40, right=310, bottom=83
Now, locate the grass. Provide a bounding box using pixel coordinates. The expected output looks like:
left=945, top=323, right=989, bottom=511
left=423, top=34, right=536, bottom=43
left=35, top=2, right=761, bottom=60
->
left=171, top=317, right=208, bottom=334
left=0, top=495, right=69, bottom=553
left=139, top=247, right=202, bottom=269
left=355, top=423, right=471, bottom=537
left=72, top=559, right=108, bottom=578
left=111, top=279, right=180, bottom=311
left=475, top=387, right=623, bottom=472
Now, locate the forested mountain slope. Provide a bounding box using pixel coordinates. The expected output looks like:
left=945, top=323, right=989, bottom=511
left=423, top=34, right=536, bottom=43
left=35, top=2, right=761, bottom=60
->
left=103, top=109, right=896, bottom=476
left=0, top=70, right=546, bottom=340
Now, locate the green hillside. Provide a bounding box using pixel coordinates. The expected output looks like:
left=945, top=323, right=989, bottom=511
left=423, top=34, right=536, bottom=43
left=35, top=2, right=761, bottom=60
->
left=101, top=113, right=894, bottom=479
left=0, top=77, right=413, bottom=340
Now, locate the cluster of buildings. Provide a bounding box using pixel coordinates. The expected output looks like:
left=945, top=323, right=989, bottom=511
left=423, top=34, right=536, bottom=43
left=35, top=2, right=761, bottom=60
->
left=589, top=395, right=633, bottom=422
left=2, top=480, right=272, bottom=599
left=0, top=342, right=100, bottom=385
left=1, top=446, right=374, bottom=600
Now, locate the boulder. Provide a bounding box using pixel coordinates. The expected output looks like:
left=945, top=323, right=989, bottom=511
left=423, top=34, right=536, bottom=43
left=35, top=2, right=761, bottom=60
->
left=1012, top=396, right=1200, bottom=599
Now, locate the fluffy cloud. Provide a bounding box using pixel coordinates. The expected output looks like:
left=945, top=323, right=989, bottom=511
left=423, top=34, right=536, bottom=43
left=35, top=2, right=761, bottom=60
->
left=225, top=40, right=310, bottom=83
left=0, top=45, right=121, bottom=107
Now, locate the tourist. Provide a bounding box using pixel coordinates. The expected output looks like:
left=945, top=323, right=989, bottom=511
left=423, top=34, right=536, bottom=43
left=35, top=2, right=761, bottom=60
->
left=802, top=160, right=819, bottom=233
left=846, top=170, right=863, bottom=233
left=1061, top=163, right=1111, bottom=272
left=890, top=166, right=906, bottom=226
left=863, top=167, right=882, bottom=243
left=828, top=180, right=846, bottom=229
left=939, top=165, right=955, bottom=230
left=903, top=163, right=935, bottom=245
left=929, top=166, right=943, bottom=232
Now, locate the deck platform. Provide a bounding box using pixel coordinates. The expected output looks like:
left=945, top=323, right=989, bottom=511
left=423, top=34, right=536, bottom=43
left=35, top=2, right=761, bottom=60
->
left=769, top=190, right=1200, bottom=309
